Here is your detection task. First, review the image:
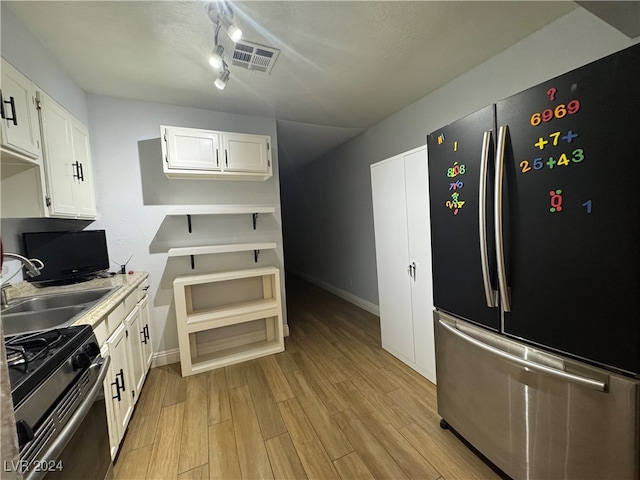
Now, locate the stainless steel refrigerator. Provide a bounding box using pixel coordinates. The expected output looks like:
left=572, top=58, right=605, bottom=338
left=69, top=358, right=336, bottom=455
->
left=426, top=44, right=640, bottom=479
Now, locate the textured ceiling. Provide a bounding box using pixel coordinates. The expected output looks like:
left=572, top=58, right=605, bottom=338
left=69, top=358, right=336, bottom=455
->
left=6, top=1, right=578, bottom=173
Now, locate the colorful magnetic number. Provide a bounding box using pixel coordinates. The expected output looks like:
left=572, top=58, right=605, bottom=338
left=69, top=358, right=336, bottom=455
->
left=447, top=162, right=466, bottom=178
left=519, top=148, right=584, bottom=173
left=534, top=130, right=579, bottom=150
left=445, top=191, right=465, bottom=215
left=449, top=181, right=464, bottom=190
left=530, top=100, right=581, bottom=126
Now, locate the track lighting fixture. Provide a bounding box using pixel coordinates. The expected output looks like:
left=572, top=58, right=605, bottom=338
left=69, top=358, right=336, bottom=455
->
left=214, top=69, right=231, bottom=90
left=205, top=1, right=242, bottom=92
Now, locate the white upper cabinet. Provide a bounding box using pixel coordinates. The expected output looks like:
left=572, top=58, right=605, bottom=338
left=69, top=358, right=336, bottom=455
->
left=38, top=91, right=97, bottom=219
left=162, top=125, right=272, bottom=180
left=222, top=132, right=270, bottom=173
left=0, top=58, right=42, bottom=162
left=163, top=126, right=221, bottom=171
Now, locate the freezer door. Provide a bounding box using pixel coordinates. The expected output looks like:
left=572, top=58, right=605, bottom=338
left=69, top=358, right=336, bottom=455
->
left=427, top=105, right=500, bottom=331
left=435, top=312, right=640, bottom=480
left=496, top=44, right=640, bottom=375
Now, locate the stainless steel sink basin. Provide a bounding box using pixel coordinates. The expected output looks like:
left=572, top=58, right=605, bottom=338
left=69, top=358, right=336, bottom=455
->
left=2, top=306, right=87, bottom=336
left=1, top=286, right=118, bottom=336
left=1, top=287, right=116, bottom=314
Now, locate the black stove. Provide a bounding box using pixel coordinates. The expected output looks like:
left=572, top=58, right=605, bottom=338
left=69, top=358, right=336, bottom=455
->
left=6, top=325, right=95, bottom=409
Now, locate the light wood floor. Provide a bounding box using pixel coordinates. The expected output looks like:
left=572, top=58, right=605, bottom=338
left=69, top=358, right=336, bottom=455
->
left=114, top=276, right=503, bottom=480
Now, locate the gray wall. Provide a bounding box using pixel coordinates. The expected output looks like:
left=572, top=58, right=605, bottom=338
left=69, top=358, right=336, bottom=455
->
left=87, top=94, right=284, bottom=355
left=281, top=7, right=639, bottom=307
left=1, top=4, right=286, bottom=360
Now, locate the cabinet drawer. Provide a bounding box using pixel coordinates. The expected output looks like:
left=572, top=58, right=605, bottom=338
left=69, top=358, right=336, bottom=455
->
left=124, top=290, right=137, bottom=316
left=94, top=318, right=108, bottom=346
left=137, top=279, right=150, bottom=301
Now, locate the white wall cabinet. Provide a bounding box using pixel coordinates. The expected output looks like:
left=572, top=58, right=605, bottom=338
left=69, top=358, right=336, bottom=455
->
left=173, top=267, right=284, bottom=376
left=371, top=146, right=436, bottom=383
left=0, top=58, right=42, bottom=161
left=0, top=58, right=49, bottom=218
left=162, top=125, right=272, bottom=180
left=38, top=91, right=97, bottom=219
left=97, top=280, right=153, bottom=459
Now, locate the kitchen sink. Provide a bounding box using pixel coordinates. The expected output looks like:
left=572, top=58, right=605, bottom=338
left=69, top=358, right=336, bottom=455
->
left=1, top=286, right=118, bottom=336
left=2, top=306, right=87, bottom=336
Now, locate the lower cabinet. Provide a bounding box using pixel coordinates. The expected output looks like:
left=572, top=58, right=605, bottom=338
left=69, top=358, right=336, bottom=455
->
left=98, top=281, right=153, bottom=459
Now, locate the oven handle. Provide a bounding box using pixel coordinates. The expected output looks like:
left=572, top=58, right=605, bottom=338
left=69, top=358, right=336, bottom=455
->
left=24, top=355, right=111, bottom=480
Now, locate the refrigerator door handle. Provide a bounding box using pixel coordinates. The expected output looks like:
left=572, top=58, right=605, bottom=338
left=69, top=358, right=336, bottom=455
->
left=438, top=319, right=607, bottom=392
left=479, top=130, right=498, bottom=308
left=494, top=125, right=511, bottom=312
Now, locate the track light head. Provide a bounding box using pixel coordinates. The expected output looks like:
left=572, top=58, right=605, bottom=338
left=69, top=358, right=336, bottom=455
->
left=209, top=45, right=225, bottom=69
left=214, top=69, right=231, bottom=90
left=219, top=15, right=242, bottom=42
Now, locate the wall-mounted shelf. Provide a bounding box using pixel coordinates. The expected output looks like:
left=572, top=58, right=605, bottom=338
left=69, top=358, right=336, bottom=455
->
left=165, top=204, right=276, bottom=232
left=167, top=242, right=277, bottom=268
left=173, top=267, right=284, bottom=376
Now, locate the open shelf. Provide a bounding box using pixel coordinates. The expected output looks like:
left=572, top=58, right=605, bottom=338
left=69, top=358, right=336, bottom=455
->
left=166, top=204, right=275, bottom=231
left=174, top=267, right=284, bottom=376
left=167, top=242, right=277, bottom=268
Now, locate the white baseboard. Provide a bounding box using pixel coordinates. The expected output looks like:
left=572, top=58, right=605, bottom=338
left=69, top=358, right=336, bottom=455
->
left=288, top=270, right=380, bottom=316
left=152, top=348, right=180, bottom=367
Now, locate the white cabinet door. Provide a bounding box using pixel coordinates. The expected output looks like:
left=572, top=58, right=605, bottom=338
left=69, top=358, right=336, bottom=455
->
left=38, top=91, right=97, bottom=219
left=124, top=305, right=145, bottom=403
left=39, top=93, right=76, bottom=216
left=0, top=58, right=41, bottom=159
left=101, top=343, right=120, bottom=460
left=70, top=119, right=97, bottom=218
left=371, top=154, right=415, bottom=362
left=105, top=323, right=134, bottom=446
left=138, top=295, right=153, bottom=371
left=222, top=133, right=270, bottom=173
left=163, top=126, right=220, bottom=171
left=404, top=149, right=436, bottom=381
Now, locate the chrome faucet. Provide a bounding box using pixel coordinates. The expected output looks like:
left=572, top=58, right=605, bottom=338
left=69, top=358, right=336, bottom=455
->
left=2, top=252, right=44, bottom=279
left=1, top=253, right=44, bottom=307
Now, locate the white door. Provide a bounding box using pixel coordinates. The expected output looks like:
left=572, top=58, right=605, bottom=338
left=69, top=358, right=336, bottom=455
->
left=38, top=92, right=77, bottom=216
left=404, top=148, right=436, bottom=383
left=222, top=133, right=270, bottom=173
left=106, top=323, right=134, bottom=444
left=0, top=59, right=41, bottom=159
left=70, top=119, right=96, bottom=218
left=124, top=305, right=145, bottom=402
left=371, top=155, right=415, bottom=362
left=164, top=126, right=220, bottom=170
left=139, top=295, right=153, bottom=370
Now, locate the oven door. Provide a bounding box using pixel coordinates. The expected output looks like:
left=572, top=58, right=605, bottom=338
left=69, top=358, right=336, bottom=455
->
left=23, top=356, right=112, bottom=480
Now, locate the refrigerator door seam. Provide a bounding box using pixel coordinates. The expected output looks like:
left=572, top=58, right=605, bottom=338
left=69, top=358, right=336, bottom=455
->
left=438, top=318, right=607, bottom=392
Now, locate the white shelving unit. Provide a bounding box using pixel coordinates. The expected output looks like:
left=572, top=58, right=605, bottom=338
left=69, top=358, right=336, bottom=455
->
left=173, top=267, right=284, bottom=376
left=167, top=242, right=277, bottom=268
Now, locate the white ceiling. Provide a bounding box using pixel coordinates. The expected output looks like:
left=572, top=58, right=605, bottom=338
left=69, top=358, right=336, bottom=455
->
left=6, top=1, right=579, bottom=174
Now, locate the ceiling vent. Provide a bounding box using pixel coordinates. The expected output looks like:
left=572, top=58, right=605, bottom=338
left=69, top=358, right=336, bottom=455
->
left=231, top=40, right=280, bottom=74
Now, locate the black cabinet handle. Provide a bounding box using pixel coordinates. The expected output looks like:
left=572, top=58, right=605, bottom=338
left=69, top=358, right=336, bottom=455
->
left=72, top=161, right=80, bottom=180
left=78, top=162, right=84, bottom=181
left=2, top=95, right=18, bottom=125
left=111, top=370, right=122, bottom=401
left=0, top=90, right=5, bottom=120
left=225, top=150, right=228, bottom=167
